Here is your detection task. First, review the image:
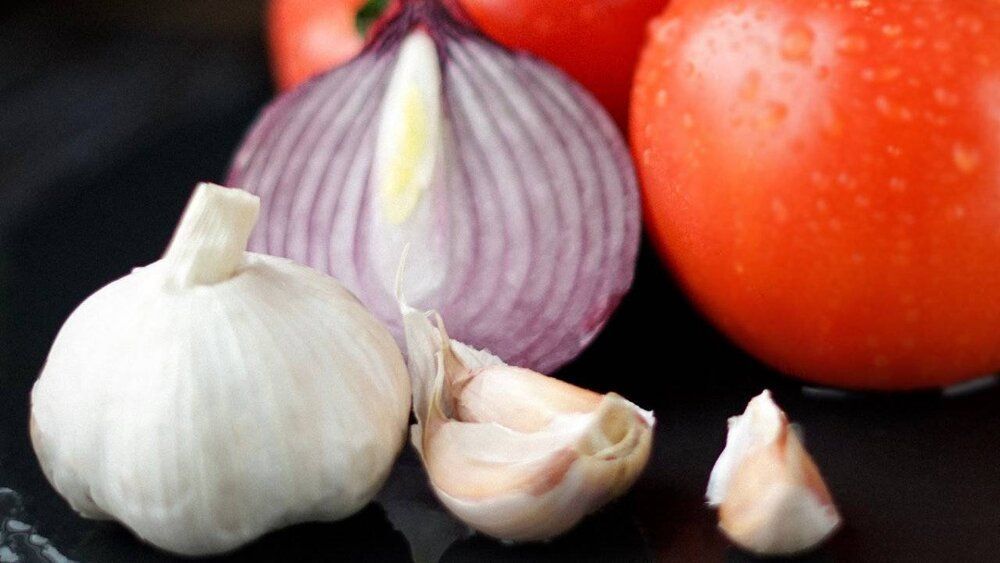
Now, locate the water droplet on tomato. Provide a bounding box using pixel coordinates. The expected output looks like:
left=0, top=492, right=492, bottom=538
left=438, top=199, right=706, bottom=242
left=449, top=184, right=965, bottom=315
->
left=655, top=89, right=668, bottom=107
left=771, top=198, right=789, bottom=223
left=875, top=96, right=913, bottom=121
left=956, top=15, right=984, bottom=34
left=862, top=65, right=902, bottom=83
left=652, top=18, right=680, bottom=44
left=952, top=144, right=981, bottom=174
left=922, top=109, right=951, bottom=128
left=881, top=24, right=903, bottom=37
left=878, top=66, right=902, bottom=81
left=933, top=87, right=960, bottom=107
left=682, top=113, right=695, bottom=129
left=759, top=101, right=788, bottom=129
left=819, top=103, right=844, bottom=137
left=836, top=33, right=869, bottom=55
left=811, top=171, right=831, bottom=188
left=837, top=172, right=858, bottom=190
left=739, top=71, right=761, bottom=101
left=780, top=23, right=815, bottom=62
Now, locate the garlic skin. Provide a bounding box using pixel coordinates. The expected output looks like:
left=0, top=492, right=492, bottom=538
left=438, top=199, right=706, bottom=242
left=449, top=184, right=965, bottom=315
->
left=399, top=296, right=654, bottom=542
left=706, top=391, right=841, bottom=556
left=30, top=183, right=411, bottom=556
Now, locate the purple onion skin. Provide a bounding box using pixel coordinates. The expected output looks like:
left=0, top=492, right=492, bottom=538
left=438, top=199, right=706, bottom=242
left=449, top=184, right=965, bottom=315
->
left=227, top=1, right=640, bottom=374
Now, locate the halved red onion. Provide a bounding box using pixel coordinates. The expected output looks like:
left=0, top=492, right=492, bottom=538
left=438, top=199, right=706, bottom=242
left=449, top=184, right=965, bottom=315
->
left=228, top=0, right=639, bottom=373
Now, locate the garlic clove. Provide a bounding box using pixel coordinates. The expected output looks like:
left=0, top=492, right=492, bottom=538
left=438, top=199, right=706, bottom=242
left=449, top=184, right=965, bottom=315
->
left=706, top=390, right=786, bottom=507
left=707, top=391, right=841, bottom=556
left=399, top=294, right=654, bottom=542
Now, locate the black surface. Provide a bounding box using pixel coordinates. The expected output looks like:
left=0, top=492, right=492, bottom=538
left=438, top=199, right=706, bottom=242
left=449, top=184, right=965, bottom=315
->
left=1, top=2, right=998, bottom=562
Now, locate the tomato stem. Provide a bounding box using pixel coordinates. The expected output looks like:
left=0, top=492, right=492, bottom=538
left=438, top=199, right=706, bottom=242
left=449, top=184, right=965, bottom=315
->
left=356, top=0, right=391, bottom=35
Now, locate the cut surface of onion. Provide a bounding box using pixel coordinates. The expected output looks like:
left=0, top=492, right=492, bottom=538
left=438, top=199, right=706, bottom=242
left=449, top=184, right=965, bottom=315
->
left=228, top=0, right=640, bottom=373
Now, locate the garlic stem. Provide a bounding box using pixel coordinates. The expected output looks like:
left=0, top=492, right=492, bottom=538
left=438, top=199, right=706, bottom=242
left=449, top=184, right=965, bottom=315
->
left=161, top=183, right=260, bottom=288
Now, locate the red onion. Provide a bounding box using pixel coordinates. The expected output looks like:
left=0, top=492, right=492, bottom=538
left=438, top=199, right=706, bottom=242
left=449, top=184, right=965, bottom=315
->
left=228, top=0, right=639, bottom=373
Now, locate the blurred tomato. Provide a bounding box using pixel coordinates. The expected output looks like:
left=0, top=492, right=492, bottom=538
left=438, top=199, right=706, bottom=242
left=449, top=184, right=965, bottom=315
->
left=632, top=0, right=1000, bottom=389
left=268, top=0, right=667, bottom=126
left=462, top=0, right=668, bottom=126
left=268, top=0, right=368, bottom=91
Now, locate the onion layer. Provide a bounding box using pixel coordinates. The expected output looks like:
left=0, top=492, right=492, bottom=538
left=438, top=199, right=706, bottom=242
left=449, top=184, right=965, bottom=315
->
left=228, top=1, right=639, bottom=373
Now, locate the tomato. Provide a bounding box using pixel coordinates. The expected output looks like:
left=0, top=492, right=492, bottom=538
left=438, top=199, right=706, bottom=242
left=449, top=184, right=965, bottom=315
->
left=268, top=0, right=368, bottom=91
left=461, top=0, right=668, bottom=126
left=268, top=0, right=667, bottom=126
left=632, top=0, right=1000, bottom=390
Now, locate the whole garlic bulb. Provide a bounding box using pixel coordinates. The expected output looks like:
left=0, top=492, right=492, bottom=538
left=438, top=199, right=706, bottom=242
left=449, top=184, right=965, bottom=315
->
left=30, top=183, right=411, bottom=556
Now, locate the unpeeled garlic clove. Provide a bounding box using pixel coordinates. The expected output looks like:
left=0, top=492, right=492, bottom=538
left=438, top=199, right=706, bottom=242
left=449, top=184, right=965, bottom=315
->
left=706, top=391, right=841, bottom=556
left=399, top=298, right=654, bottom=542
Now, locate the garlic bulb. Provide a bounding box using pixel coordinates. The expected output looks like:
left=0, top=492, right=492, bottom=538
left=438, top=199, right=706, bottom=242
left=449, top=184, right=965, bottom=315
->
left=399, top=293, right=654, bottom=542
left=706, top=391, right=841, bottom=556
left=30, top=183, right=411, bottom=556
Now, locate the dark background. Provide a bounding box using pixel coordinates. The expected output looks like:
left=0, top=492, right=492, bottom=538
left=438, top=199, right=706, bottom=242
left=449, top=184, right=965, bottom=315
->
left=1, top=1, right=998, bottom=561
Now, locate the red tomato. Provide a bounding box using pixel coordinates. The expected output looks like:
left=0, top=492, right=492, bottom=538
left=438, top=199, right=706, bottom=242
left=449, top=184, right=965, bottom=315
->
left=268, top=0, right=367, bottom=91
left=461, top=0, right=668, bottom=126
left=267, top=0, right=667, bottom=126
left=632, top=0, right=1000, bottom=390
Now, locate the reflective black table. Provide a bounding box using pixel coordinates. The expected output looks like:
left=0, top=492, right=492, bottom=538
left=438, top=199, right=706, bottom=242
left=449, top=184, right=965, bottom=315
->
left=2, top=2, right=998, bottom=561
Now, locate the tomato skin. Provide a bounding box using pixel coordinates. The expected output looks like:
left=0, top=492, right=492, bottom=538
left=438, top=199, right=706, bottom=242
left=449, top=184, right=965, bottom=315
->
left=268, top=0, right=366, bottom=91
left=461, top=0, right=668, bottom=126
left=632, top=0, right=1000, bottom=389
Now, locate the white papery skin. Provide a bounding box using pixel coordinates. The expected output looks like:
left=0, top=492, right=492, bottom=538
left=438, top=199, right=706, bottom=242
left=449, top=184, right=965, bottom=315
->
left=399, top=296, right=654, bottom=542
left=706, top=391, right=841, bottom=556
left=30, top=184, right=411, bottom=556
